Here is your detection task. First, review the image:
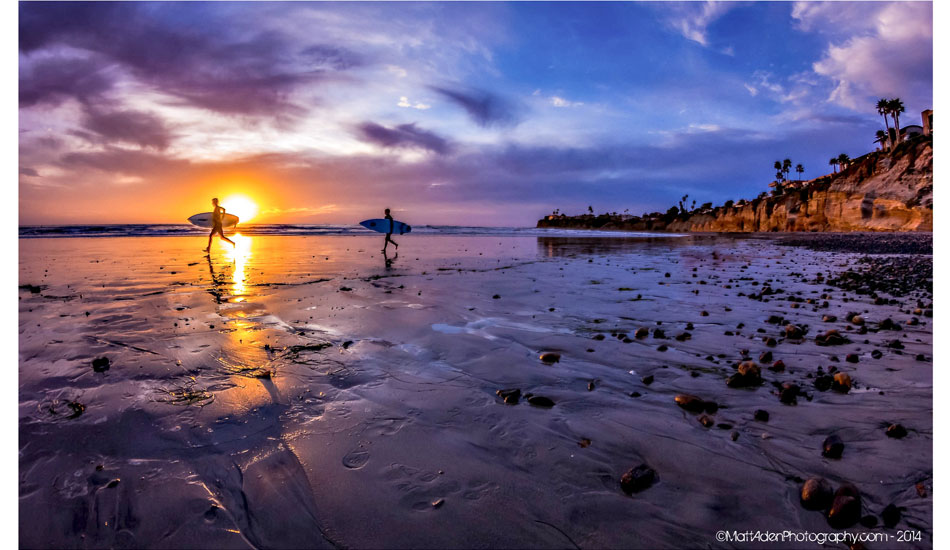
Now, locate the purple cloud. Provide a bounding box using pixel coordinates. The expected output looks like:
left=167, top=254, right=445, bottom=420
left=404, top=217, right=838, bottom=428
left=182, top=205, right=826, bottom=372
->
left=79, top=107, right=174, bottom=150
left=18, top=3, right=362, bottom=117
left=19, top=56, right=115, bottom=107
left=356, top=122, right=451, bottom=154
left=430, top=85, right=520, bottom=128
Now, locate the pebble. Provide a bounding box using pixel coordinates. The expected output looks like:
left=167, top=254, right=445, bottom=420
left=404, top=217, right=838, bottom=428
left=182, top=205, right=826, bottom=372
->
left=828, top=484, right=862, bottom=529
left=832, top=372, right=852, bottom=393
left=779, top=383, right=800, bottom=405
left=845, top=353, right=859, bottom=363
left=620, top=464, right=658, bottom=494
left=496, top=388, right=521, bottom=405
left=674, top=394, right=706, bottom=413
left=882, top=504, right=901, bottom=528
left=784, top=324, right=804, bottom=339
left=769, top=360, right=785, bottom=372
left=698, top=415, right=714, bottom=428
left=822, top=435, right=844, bottom=459
left=801, top=477, right=833, bottom=510
left=816, top=330, right=848, bottom=346
left=754, top=409, right=769, bottom=422
left=885, top=424, right=908, bottom=438
left=727, top=361, right=762, bottom=388
left=526, top=395, right=555, bottom=408
left=635, top=327, right=649, bottom=338
left=539, top=352, right=561, bottom=364
left=92, top=357, right=110, bottom=372
left=641, top=375, right=654, bottom=385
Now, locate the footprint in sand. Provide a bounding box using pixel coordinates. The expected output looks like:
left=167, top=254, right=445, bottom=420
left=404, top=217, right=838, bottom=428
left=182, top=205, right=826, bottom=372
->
left=342, top=449, right=370, bottom=469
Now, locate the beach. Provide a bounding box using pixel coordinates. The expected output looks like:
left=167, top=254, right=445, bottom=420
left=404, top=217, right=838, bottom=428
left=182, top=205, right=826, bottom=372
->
left=19, top=232, right=932, bottom=549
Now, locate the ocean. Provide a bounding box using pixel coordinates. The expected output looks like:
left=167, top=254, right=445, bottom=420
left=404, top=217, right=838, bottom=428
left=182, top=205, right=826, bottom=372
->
left=18, top=224, right=675, bottom=238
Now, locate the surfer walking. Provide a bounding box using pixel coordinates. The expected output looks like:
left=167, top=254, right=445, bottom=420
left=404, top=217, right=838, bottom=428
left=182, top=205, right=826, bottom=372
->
left=204, top=198, right=235, bottom=252
left=382, top=208, right=399, bottom=254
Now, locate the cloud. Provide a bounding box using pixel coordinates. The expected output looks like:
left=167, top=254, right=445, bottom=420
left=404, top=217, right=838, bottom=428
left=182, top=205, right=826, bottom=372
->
left=355, top=122, right=451, bottom=154
left=19, top=56, right=116, bottom=107
left=19, top=167, right=40, bottom=177
left=397, top=96, right=431, bottom=110
left=18, top=3, right=361, bottom=117
left=79, top=107, right=174, bottom=150
left=429, top=85, right=520, bottom=127
left=550, top=96, right=583, bottom=108
left=793, top=1, right=932, bottom=110
left=667, top=1, right=733, bottom=47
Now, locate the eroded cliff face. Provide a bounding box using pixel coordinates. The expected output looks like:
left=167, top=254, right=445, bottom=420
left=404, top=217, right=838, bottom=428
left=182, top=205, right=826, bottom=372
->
left=670, top=139, right=932, bottom=232
left=539, top=137, right=932, bottom=233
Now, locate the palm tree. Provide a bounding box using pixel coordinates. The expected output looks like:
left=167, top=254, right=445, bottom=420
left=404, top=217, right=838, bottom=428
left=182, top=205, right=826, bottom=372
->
left=837, top=153, right=850, bottom=171
left=829, top=157, right=838, bottom=174
left=888, top=98, right=905, bottom=149
left=874, top=130, right=888, bottom=150
left=795, top=163, right=804, bottom=181
left=876, top=98, right=892, bottom=147
left=782, top=159, right=792, bottom=182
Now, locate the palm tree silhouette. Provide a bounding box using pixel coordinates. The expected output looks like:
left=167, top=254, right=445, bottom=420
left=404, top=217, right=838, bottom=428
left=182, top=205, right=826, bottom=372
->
left=888, top=98, right=905, bottom=149
left=876, top=98, right=892, bottom=147
left=837, top=153, right=850, bottom=171
left=795, top=164, right=804, bottom=181
left=829, top=157, right=838, bottom=174
left=773, top=160, right=783, bottom=181
left=782, top=158, right=792, bottom=182
left=875, top=130, right=888, bottom=150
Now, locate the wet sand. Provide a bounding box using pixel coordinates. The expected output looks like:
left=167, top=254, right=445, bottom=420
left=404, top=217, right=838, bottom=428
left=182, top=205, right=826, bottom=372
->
left=19, top=233, right=932, bottom=548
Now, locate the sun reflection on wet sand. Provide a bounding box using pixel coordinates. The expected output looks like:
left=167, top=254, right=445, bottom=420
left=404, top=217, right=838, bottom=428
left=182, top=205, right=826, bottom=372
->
left=224, top=233, right=253, bottom=299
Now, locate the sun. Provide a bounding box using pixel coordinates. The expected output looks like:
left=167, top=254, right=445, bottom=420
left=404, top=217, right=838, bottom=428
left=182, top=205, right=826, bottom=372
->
left=221, top=195, right=258, bottom=223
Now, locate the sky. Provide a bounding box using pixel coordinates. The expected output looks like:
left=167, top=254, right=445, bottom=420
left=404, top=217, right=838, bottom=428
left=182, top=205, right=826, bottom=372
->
left=17, top=1, right=933, bottom=226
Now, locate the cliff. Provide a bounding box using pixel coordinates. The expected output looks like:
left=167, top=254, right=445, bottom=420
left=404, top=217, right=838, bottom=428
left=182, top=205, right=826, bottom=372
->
left=539, top=136, right=932, bottom=233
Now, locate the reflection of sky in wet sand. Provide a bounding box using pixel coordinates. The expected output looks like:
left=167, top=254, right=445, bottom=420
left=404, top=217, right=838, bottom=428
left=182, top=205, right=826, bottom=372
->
left=18, top=235, right=933, bottom=548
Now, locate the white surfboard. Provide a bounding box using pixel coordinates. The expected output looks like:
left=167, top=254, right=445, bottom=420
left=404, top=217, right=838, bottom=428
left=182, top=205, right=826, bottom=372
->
left=188, top=212, right=239, bottom=228
left=360, top=218, right=411, bottom=234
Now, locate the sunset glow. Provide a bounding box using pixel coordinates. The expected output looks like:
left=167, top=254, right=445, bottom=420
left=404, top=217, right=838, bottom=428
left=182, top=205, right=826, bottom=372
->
left=17, top=2, right=933, bottom=227
left=221, top=196, right=259, bottom=224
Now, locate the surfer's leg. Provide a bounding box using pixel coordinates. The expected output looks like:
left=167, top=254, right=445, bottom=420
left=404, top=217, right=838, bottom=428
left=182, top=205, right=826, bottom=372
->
left=205, top=230, right=213, bottom=252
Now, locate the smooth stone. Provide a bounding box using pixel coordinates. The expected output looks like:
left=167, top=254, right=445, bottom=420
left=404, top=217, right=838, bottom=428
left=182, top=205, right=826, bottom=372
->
left=674, top=394, right=706, bottom=414
left=827, top=485, right=862, bottom=529
left=882, top=504, right=901, bottom=528
left=698, top=415, right=714, bottom=428
left=620, top=464, right=657, bottom=494
left=801, top=477, right=833, bottom=511
left=496, top=388, right=521, bottom=405
left=885, top=424, right=908, bottom=438
left=92, top=356, right=110, bottom=372
left=641, top=375, right=654, bottom=385
left=822, top=435, right=844, bottom=459
left=769, top=359, right=785, bottom=372
left=754, top=409, right=769, bottom=422
left=832, top=372, right=852, bottom=393
left=526, top=395, right=555, bottom=408
left=539, top=352, right=561, bottom=364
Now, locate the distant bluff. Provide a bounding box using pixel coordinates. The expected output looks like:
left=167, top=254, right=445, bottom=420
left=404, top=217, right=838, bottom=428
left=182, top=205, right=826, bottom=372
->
left=538, top=136, right=932, bottom=233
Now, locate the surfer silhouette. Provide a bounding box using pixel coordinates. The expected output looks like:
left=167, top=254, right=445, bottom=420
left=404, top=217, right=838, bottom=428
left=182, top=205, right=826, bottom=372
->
left=204, top=198, right=235, bottom=252
left=382, top=208, right=398, bottom=254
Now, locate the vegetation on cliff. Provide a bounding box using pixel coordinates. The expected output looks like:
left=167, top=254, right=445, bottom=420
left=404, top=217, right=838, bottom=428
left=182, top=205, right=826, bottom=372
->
left=538, top=133, right=932, bottom=233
